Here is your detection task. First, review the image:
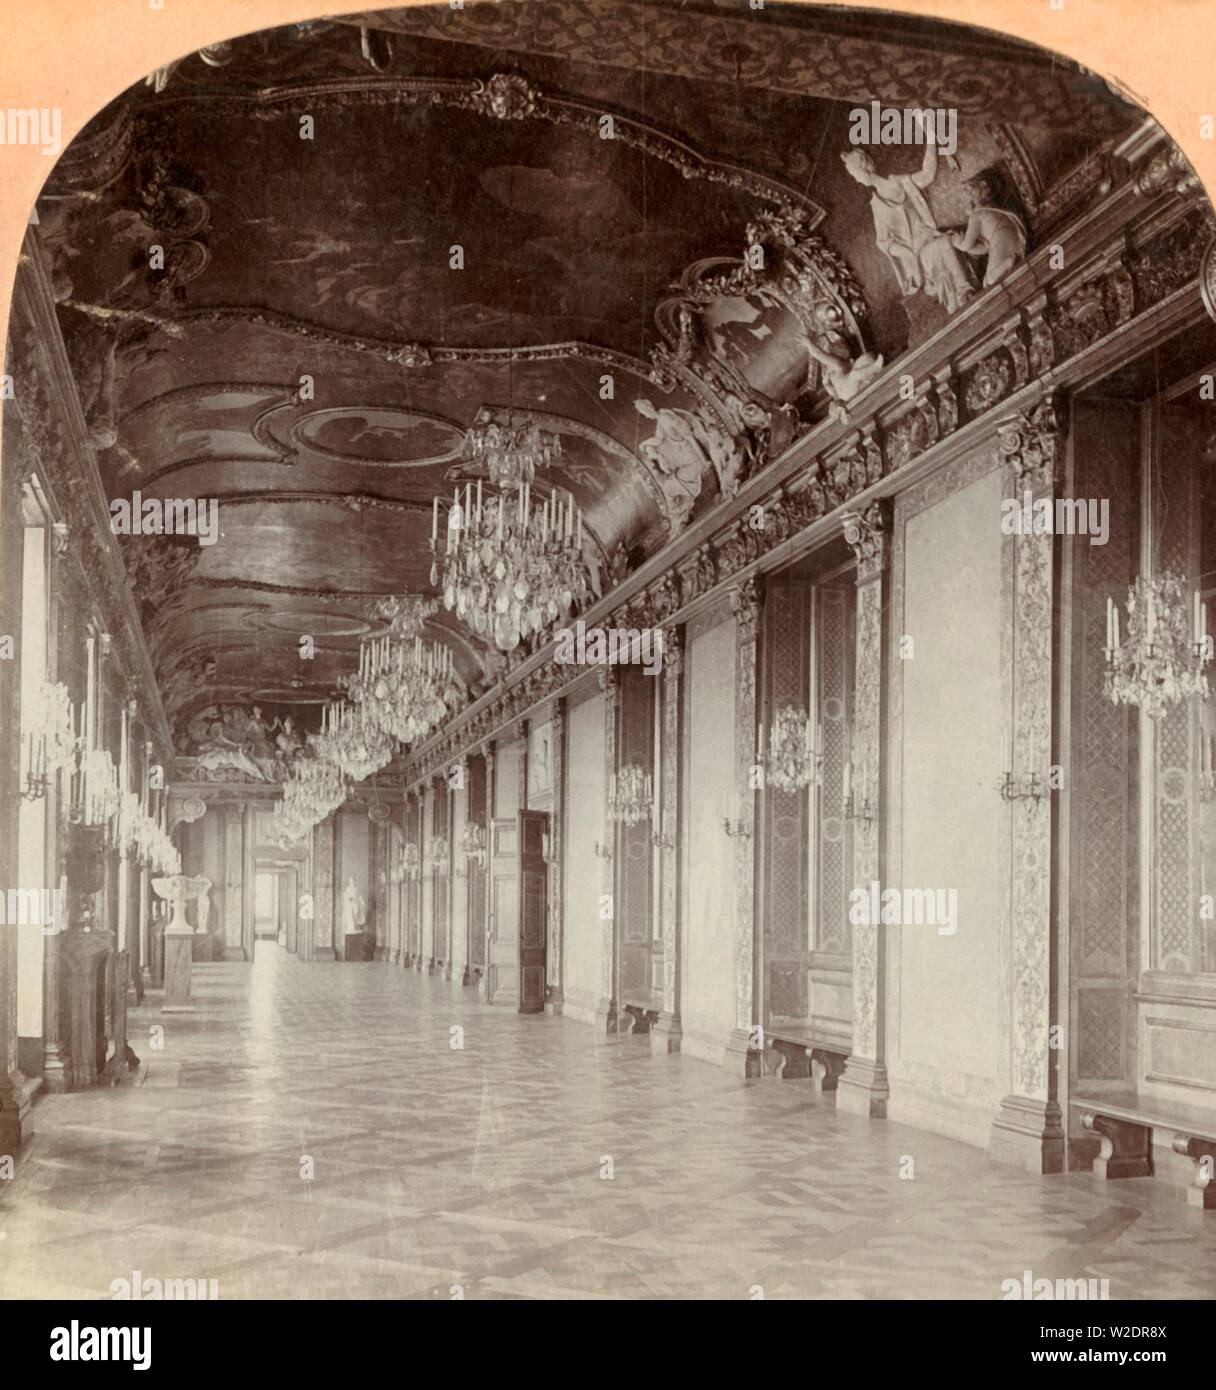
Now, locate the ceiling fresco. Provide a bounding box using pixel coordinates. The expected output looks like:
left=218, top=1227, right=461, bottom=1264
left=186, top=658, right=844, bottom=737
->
left=30, top=0, right=1141, bottom=751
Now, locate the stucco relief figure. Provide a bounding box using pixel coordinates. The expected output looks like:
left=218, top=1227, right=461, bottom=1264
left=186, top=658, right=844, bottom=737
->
left=635, top=398, right=709, bottom=528
left=951, top=173, right=1028, bottom=288
left=196, top=878, right=212, bottom=935
left=841, top=137, right=975, bottom=313
left=635, top=398, right=748, bottom=525
left=341, top=878, right=367, bottom=936
left=799, top=301, right=885, bottom=423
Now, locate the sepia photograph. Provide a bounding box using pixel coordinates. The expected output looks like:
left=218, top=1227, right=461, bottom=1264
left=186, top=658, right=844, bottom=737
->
left=0, top=0, right=1213, bottom=1351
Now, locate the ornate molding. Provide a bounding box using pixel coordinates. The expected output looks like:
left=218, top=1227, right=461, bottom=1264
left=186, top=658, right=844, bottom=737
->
left=841, top=499, right=892, bottom=585
left=401, top=186, right=1214, bottom=791
left=996, top=397, right=1065, bottom=494
left=145, top=72, right=824, bottom=224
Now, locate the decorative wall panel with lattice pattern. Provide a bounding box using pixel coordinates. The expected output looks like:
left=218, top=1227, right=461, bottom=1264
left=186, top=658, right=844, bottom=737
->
left=764, top=577, right=810, bottom=1025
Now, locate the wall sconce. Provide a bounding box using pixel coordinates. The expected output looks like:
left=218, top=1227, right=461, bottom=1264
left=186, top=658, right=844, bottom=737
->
left=22, top=730, right=49, bottom=802
left=650, top=827, right=674, bottom=850
left=843, top=790, right=877, bottom=822
left=1201, top=735, right=1215, bottom=803
left=541, top=831, right=559, bottom=867
left=460, top=821, right=487, bottom=869
left=593, top=839, right=613, bottom=859
left=998, top=770, right=1045, bottom=803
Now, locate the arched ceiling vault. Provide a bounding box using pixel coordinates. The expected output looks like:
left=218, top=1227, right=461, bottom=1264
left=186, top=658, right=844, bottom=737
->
left=31, top=2, right=1139, bottom=750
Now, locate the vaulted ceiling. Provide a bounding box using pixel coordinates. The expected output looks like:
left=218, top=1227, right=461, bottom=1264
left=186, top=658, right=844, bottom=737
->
left=32, top=0, right=1138, bottom=751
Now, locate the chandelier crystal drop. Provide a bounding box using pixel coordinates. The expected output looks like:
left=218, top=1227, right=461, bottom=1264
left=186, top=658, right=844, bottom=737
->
left=462, top=408, right=562, bottom=491
left=372, top=592, right=439, bottom=641
left=1104, top=573, right=1212, bottom=719
left=430, top=480, right=592, bottom=653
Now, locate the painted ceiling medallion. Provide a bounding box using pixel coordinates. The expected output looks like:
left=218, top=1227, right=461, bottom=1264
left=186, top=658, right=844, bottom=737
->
left=288, top=406, right=466, bottom=466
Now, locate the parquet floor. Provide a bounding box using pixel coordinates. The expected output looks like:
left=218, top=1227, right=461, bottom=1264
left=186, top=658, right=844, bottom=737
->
left=2, top=946, right=1212, bottom=1300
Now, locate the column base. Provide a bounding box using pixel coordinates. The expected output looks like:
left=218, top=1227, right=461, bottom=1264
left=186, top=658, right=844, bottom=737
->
left=222, top=947, right=247, bottom=962
left=42, top=1045, right=69, bottom=1095
left=314, top=947, right=336, bottom=962
left=592, top=999, right=618, bottom=1043
left=0, top=1072, right=35, bottom=1154
left=650, top=1011, right=681, bottom=1055
left=723, top=1026, right=761, bottom=1078
left=544, top=986, right=563, bottom=1017
left=989, top=1094, right=1065, bottom=1174
left=836, top=1057, right=890, bottom=1118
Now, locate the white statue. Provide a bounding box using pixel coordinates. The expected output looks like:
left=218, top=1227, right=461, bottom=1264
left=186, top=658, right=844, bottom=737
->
left=635, top=398, right=746, bottom=523
left=196, top=878, right=212, bottom=935
left=341, top=877, right=367, bottom=936
left=841, top=133, right=974, bottom=314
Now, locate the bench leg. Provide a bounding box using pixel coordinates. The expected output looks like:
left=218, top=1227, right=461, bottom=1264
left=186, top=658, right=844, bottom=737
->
left=811, top=1048, right=846, bottom=1094
left=1080, top=1110, right=1152, bottom=1180
left=1172, top=1134, right=1216, bottom=1210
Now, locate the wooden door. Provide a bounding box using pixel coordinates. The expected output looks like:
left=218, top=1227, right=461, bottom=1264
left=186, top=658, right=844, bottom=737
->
left=518, top=810, right=549, bottom=1014
left=487, top=817, right=518, bottom=1005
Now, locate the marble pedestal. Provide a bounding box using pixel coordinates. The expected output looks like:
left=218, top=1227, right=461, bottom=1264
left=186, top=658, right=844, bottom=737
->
left=153, top=875, right=209, bottom=1014
left=162, top=933, right=195, bottom=1012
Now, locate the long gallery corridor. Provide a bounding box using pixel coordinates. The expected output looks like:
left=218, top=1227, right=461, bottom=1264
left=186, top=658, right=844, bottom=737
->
left=1, top=948, right=1212, bottom=1302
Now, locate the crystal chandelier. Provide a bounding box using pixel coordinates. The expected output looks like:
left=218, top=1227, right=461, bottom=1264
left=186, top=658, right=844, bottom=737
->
left=463, top=408, right=562, bottom=490
left=340, top=636, right=466, bottom=745
left=308, top=700, right=395, bottom=782
left=372, top=592, right=439, bottom=641
left=277, top=753, right=346, bottom=842
left=1105, top=573, right=1212, bottom=719
left=430, top=481, right=591, bottom=652
left=610, top=764, right=653, bottom=826
left=765, top=705, right=822, bottom=793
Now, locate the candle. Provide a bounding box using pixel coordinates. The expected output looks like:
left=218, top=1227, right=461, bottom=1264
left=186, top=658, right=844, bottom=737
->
left=432, top=496, right=438, bottom=544
left=1106, top=595, right=1113, bottom=652
left=476, top=480, right=482, bottom=524
left=85, top=636, right=95, bottom=751
left=1194, top=589, right=1201, bottom=646
left=1146, top=589, right=1155, bottom=643
left=1113, top=604, right=1120, bottom=651
left=577, top=510, right=583, bottom=548
left=844, top=759, right=852, bottom=802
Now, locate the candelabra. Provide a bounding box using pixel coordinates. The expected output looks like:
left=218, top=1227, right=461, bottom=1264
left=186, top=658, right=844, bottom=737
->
left=460, top=820, right=487, bottom=870
left=610, top=764, right=653, bottom=826
left=541, top=830, right=560, bottom=866
left=21, top=736, right=48, bottom=801
left=426, top=837, right=450, bottom=880
left=1104, top=574, right=1212, bottom=719
left=430, top=481, right=591, bottom=653
left=722, top=796, right=753, bottom=839
left=764, top=706, right=823, bottom=793
left=593, top=839, right=614, bottom=859
left=997, top=770, right=1046, bottom=803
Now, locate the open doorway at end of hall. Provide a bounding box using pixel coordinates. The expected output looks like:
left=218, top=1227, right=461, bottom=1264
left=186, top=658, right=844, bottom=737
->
left=253, top=865, right=300, bottom=950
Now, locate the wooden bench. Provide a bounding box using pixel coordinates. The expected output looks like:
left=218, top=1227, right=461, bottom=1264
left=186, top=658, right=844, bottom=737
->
left=763, top=1027, right=848, bottom=1094
left=1072, top=1089, right=1216, bottom=1210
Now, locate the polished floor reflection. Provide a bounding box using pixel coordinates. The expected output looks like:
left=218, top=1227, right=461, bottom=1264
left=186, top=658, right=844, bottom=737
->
left=1, top=947, right=1212, bottom=1300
